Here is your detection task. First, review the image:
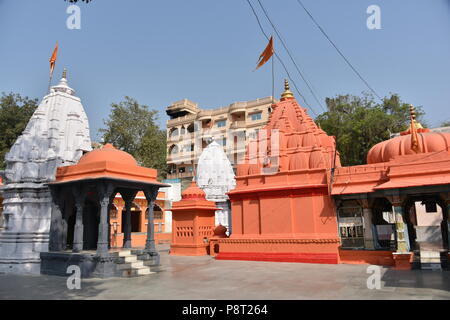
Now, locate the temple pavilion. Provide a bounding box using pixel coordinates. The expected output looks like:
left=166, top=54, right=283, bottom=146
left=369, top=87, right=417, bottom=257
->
left=40, top=143, right=169, bottom=278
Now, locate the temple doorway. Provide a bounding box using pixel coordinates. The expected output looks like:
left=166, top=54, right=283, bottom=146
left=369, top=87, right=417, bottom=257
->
left=405, top=195, right=448, bottom=252
left=371, top=198, right=397, bottom=250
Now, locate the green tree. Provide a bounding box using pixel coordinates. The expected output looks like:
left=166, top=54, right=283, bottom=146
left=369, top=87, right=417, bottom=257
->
left=99, top=96, right=167, bottom=179
left=440, top=121, right=450, bottom=127
left=316, top=93, right=424, bottom=166
left=0, top=93, right=38, bottom=169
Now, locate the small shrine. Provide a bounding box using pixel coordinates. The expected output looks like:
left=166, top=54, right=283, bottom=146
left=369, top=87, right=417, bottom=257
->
left=170, top=180, right=217, bottom=256
left=196, top=138, right=236, bottom=233
left=40, top=144, right=169, bottom=277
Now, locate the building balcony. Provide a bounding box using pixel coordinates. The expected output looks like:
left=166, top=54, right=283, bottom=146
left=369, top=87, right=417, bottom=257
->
left=230, top=121, right=247, bottom=130
left=167, top=114, right=197, bottom=126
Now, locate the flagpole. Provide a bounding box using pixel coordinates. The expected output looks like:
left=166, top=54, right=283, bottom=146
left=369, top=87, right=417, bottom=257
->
left=47, top=71, right=54, bottom=94
left=271, top=42, right=274, bottom=106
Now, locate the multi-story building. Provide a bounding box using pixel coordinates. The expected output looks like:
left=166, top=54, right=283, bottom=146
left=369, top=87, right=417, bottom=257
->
left=166, top=97, right=274, bottom=187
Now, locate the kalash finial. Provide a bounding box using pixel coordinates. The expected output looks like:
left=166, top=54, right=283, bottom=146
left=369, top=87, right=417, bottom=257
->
left=62, top=68, right=67, bottom=79
left=409, top=104, right=423, bottom=129
left=281, top=79, right=294, bottom=100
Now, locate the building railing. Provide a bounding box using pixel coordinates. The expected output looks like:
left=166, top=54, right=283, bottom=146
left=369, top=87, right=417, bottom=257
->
left=230, top=121, right=247, bottom=129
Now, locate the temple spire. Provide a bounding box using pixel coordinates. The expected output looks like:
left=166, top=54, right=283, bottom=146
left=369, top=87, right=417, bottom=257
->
left=280, top=79, right=294, bottom=100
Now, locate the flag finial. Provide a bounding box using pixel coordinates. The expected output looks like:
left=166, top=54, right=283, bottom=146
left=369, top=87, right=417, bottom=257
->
left=409, top=104, right=423, bottom=129
left=281, top=79, right=294, bottom=100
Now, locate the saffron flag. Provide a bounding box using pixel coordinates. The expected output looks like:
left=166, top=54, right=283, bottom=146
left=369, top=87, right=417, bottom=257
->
left=49, top=42, right=58, bottom=75
left=255, top=36, right=273, bottom=70
left=410, top=115, right=420, bottom=153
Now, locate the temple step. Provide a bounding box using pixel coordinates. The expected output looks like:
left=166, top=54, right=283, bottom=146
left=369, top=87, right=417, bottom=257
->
left=121, top=266, right=153, bottom=277
left=110, top=250, right=132, bottom=257
left=419, top=250, right=442, bottom=270
left=112, top=250, right=154, bottom=277
left=116, top=260, right=144, bottom=269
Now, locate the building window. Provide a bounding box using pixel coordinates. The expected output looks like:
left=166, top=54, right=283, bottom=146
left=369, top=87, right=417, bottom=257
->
left=250, top=112, right=262, bottom=121
left=169, top=128, right=179, bottom=138
left=216, top=120, right=226, bottom=128
left=169, top=145, right=178, bottom=155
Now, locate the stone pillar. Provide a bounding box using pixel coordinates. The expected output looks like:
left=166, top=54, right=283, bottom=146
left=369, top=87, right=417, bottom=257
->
left=122, top=200, right=132, bottom=248
left=96, top=183, right=114, bottom=258
left=361, top=199, right=374, bottom=250
left=393, top=205, right=410, bottom=253
left=72, top=185, right=86, bottom=253
left=120, top=190, right=137, bottom=249
left=49, top=187, right=64, bottom=252
left=144, top=187, right=159, bottom=257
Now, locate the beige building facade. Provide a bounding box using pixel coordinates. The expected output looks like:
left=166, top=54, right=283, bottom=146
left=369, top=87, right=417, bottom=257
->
left=166, top=97, right=274, bottom=186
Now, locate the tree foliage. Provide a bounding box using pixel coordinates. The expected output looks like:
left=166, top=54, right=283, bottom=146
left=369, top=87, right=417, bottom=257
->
left=0, top=93, right=38, bottom=170
left=99, top=96, right=167, bottom=179
left=316, top=93, right=425, bottom=166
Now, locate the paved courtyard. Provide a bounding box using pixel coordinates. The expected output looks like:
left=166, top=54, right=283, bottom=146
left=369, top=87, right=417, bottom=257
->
left=0, top=245, right=449, bottom=300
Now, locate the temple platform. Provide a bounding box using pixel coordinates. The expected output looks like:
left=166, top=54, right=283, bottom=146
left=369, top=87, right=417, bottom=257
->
left=40, top=249, right=160, bottom=278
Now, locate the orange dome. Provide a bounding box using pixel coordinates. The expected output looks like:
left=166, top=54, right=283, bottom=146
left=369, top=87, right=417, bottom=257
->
left=367, top=132, right=450, bottom=164
left=181, top=181, right=206, bottom=200
left=78, top=143, right=138, bottom=166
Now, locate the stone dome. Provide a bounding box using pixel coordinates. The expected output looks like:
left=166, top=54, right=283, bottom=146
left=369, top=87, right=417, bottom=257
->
left=181, top=181, right=206, bottom=200
left=367, top=131, right=450, bottom=164
left=78, top=143, right=138, bottom=166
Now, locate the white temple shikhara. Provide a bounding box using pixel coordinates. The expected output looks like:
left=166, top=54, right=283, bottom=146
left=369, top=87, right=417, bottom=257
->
left=0, top=70, right=92, bottom=273
left=196, top=139, right=236, bottom=233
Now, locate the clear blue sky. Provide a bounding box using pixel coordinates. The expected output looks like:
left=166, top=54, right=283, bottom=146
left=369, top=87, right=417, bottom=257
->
left=1, top=0, right=449, bottom=140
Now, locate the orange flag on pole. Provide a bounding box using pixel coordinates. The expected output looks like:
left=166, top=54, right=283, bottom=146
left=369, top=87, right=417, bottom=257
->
left=255, top=36, right=273, bottom=70
left=49, top=42, right=58, bottom=75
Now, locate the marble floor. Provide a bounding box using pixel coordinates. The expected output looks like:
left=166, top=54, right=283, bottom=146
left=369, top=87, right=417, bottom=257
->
left=0, top=244, right=449, bottom=300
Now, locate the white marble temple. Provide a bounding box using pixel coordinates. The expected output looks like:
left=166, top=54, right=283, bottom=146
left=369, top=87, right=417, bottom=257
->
left=0, top=71, right=92, bottom=273
left=196, top=139, right=236, bottom=233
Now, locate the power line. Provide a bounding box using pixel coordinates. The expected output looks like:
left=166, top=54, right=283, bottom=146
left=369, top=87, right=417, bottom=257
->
left=245, top=0, right=319, bottom=117
left=296, top=0, right=383, bottom=102
left=256, top=0, right=326, bottom=112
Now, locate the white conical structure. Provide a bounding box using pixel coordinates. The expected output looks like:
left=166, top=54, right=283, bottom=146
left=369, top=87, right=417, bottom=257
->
left=196, top=139, right=236, bottom=232
left=0, top=70, right=92, bottom=273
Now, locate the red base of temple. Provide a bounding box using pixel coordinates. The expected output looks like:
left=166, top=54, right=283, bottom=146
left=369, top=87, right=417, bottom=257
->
left=215, top=252, right=338, bottom=264
left=338, top=249, right=395, bottom=266
left=392, top=253, right=413, bottom=270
